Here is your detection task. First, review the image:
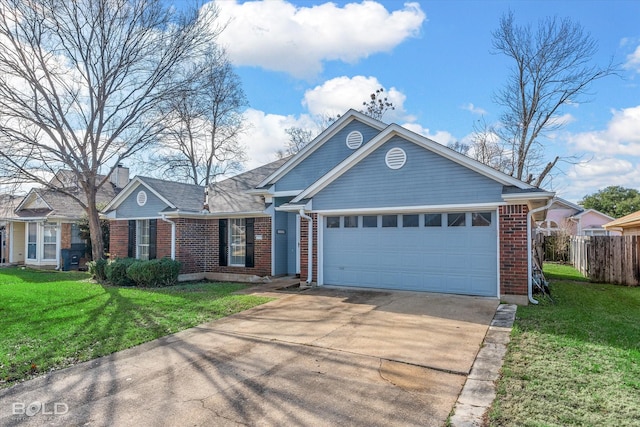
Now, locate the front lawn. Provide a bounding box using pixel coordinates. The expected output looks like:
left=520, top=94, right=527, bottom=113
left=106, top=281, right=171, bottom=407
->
left=0, top=268, right=272, bottom=387
left=490, top=263, right=640, bottom=426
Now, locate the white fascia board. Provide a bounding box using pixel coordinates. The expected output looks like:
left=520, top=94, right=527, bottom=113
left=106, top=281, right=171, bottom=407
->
left=310, top=202, right=505, bottom=216
left=16, top=190, right=53, bottom=212
left=162, top=211, right=270, bottom=219
left=571, top=208, right=614, bottom=221
left=275, top=200, right=313, bottom=212
left=102, top=177, right=176, bottom=212
left=272, top=190, right=303, bottom=197
left=292, top=124, right=539, bottom=204
left=256, top=110, right=387, bottom=188
left=501, top=192, right=556, bottom=203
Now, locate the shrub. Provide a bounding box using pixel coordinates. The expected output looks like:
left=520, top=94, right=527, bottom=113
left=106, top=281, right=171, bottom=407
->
left=104, top=258, right=137, bottom=286
left=87, top=258, right=108, bottom=281
left=126, top=258, right=182, bottom=288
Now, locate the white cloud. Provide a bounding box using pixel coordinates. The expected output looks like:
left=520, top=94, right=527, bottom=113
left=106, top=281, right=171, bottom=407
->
left=461, top=103, right=487, bottom=116
left=624, top=44, right=640, bottom=73
left=401, top=123, right=457, bottom=146
left=567, top=105, right=640, bottom=156
left=302, top=75, right=407, bottom=121
left=559, top=156, right=640, bottom=202
left=213, top=0, right=425, bottom=78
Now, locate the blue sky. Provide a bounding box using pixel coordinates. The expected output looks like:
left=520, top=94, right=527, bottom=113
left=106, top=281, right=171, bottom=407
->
left=204, top=0, right=640, bottom=203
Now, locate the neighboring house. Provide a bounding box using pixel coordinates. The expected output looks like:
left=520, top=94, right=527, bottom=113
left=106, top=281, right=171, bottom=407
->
left=104, top=110, right=556, bottom=304
left=603, top=210, right=640, bottom=235
left=0, top=167, right=128, bottom=269
left=538, top=198, right=617, bottom=236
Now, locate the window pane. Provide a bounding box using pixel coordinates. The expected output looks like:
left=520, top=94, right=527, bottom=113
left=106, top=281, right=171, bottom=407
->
left=43, top=244, right=57, bottom=259
left=43, top=224, right=57, bottom=243
left=382, top=215, right=397, bottom=227
left=363, top=215, right=378, bottom=228
left=472, top=212, right=492, bottom=226
left=71, top=223, right=85, bottom=244
left=448, top=213, right=466, bottom=227
left=28, top=223, right=37, bottom=242
left=137, top=219, right=149, bottom=260
left=42, top=224, right=58, bottom=259
left=28, top=223, right=37, bottom=260
left=424, top=213, right=442, bottom=227
left=230, top=218, right=246, bottom=266
left=402, top=214, right=419, bottom=227
left=344, top=216, right=358, bottom=228
left=327, top=216, right=340, bottom=228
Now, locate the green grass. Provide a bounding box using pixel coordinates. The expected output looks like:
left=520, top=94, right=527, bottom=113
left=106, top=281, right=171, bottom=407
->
left=489, top=263, right=640, bottom=426
left=0, top=268, right=272, bottom=388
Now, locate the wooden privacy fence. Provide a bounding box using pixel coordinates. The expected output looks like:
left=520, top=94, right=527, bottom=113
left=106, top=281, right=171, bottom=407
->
left=570, top=236, right=640, bottom=286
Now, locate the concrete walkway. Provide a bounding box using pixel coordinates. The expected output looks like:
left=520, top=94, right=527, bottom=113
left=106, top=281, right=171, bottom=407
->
left=1, top=285, right=502, bottom=427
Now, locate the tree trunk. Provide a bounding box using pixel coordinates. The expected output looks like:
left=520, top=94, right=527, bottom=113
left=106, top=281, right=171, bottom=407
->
left=85, top=190, right=105, bottom=260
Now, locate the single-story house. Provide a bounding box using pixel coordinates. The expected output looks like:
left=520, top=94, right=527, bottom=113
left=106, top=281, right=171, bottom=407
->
left=538, top=198, right=618, bottom=236
left=104, top=110, right=556, bottom=304
left=603, top=210, right=640, bottom=235
left=0, top=167, right=128, bottom=269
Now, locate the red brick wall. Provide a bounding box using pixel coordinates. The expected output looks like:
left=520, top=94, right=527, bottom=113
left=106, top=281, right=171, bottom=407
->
left=173, top=216, right=272, bottom=277
left=499, top=204, right=529, bottom=296
left=299, top=213, right=318, bottom=283
left=156, top=219, right=172, bottom=259
left=61, top=223, right=71, bottom=250
left=109, top=220, right=129, bottom=258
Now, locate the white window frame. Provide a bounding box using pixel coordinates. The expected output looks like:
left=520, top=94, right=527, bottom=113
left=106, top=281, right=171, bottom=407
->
left=27, top=222, right=37, bottom=260
left=42, top=223, right=58, bottom=260
left=229, top=218, right=246, bottom=267
left=137, top=219, right=150, bottom=260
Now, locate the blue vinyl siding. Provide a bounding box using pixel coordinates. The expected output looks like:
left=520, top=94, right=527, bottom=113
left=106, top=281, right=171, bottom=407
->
left=312, top=137, right=504, bottom=210
left=273, top=197, right=293, bottom=276
left=274, top=121, right=380, bottom=192
left=116, top=185, right=170, bottom=218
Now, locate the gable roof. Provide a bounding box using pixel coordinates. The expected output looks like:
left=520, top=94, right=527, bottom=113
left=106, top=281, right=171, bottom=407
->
left=603, top=210, right=640, bottom=230
left=290, top=123, right=549, bottom=204
left=570, top=208, right=614, bottom=221
left=257, top=109, right=387, bottom=189
left=103, top=176, right=205, bottom=213
left=208, top=158, right=289, bottom=214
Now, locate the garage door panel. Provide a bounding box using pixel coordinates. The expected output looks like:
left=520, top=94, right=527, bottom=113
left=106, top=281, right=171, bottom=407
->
left=323, top=212, right=497, bottom=297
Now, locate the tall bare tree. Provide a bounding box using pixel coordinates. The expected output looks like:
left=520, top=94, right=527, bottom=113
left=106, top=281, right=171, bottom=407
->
left=153, top=47, right=247, bottom=186
left=492, top=11, right=616, bottom=186
left=0, top=0, right=219, bottom=259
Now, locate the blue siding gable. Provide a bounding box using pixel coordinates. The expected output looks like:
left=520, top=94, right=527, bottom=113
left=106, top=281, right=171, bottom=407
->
left=274, top=120, right=380, bottom=192
left=311, top=136, right=504, bottom=210
left=116, top=184, right=171, bottom=218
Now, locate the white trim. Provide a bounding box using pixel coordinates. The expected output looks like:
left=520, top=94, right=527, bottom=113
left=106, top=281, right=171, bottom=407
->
left=292, top=124, right=539, bottom=204
left=257, top=110, right=386, bottom=188
left=309, top=202, right=505, bottom=216
left=270, top=210, right=276, bottom=276
left=346, top=131, right=363, bottom=149
left=496, top=207, right=501, bottom=298
left=317, top=213, right=324, bottom=286
left=502, top=192, right=557, bottom=203
left=15, top=190, right=54, bottom=212
left=228, top=218, right=246, bottom=267
left=570, top=208, right=614, bottom=221
left=162, top=211, right=270, bottom=219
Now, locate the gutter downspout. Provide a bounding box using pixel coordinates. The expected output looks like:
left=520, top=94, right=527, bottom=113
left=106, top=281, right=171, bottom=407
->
left=161, top=215, right=176, bottom=260
left=299, top=209, right=313, bottom=284
left=527, top=198, right=556, bottom=305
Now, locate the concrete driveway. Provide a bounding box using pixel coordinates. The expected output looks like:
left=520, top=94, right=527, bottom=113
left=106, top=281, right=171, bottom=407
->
left=0, top=286, right=498, bottom=427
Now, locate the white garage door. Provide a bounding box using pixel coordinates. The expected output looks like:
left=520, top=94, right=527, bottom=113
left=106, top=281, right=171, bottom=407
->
left=322, top=212, right=497, bottom=296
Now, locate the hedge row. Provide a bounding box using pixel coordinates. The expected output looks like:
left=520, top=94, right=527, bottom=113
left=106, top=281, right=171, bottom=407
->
left=87, top=258, right=181, bottom=287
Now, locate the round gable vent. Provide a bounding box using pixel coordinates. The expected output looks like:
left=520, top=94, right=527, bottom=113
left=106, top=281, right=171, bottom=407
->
left=346, top=131, right=363, bottom=149
left=136, top=190, right=147, bottom=206
left=385, top=147, right=407, bottom=169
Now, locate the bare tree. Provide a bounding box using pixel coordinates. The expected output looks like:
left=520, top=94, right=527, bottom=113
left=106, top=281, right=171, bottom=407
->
left=492, top=11, right=616, bottom=186
left=0, top=0, right=220, bottom=259
left=153, top=47, right=247, bottom=186
left=276, top=127, right=315, bottom=159
left=361, top=88, right=395, bottom=120
left=468, top=117, right=510, bottom=172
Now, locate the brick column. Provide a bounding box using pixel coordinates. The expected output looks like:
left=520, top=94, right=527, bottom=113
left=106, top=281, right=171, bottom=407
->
left=499, top=204, right=529, bottom=297
left=299, top=213, right=318, bottom=283
left=109, top=220, right=129, bottom=258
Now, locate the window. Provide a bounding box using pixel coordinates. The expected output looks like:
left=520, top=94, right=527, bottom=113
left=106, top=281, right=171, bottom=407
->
left=472, top=212, right=492, bottom=227
left=42, top=223, right=57, bottom=259
left=344, top=216, right=358, bottom=228
left=402, top=214, right=419, bottom=227
left=382, top=215, right=397, bottom=227
left=363, top=215, right=378, bottom=228
left=71, top=223, right=85, bottom=244
left=327, top=216, right=340, bottom=228
left=424, top=213, right=442, bottom=227
left=27, top=223, right=37, bottom=260
left=229, top=218, right=246, bottom=266
left=448, top=213, right=466, bottom=227
left=137, top=219, right=150, bottom=260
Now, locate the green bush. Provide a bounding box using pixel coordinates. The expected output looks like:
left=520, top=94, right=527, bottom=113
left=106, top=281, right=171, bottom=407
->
left=104, top=258, right=137, bottom=286
left=87, top=258, right=108, bottom=281
left=126, top=258, right=182, bottom=288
